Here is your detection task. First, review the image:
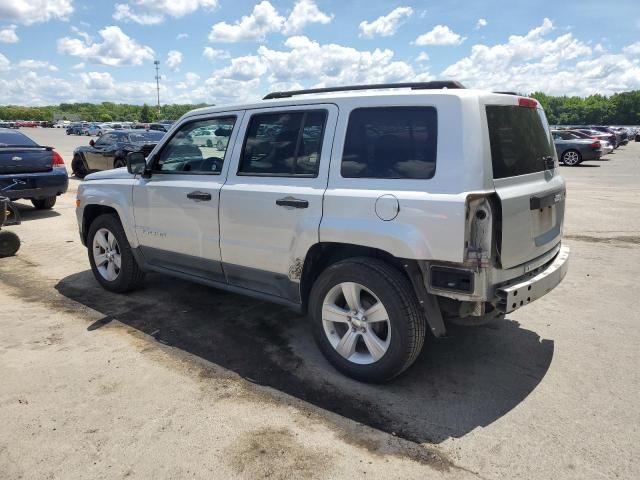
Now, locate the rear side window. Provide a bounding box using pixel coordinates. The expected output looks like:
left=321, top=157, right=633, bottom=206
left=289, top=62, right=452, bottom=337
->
left=239, top=110, right=327, bottom=177
left=486, top=106, right=555, bottom=179
left=0, top=130, right=37, bottom=146
left=341, top=107, right=437, bottom=179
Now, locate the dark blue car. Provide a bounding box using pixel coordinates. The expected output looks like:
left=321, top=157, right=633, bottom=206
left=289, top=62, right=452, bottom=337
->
left=0, top=128, right=68, bottom=209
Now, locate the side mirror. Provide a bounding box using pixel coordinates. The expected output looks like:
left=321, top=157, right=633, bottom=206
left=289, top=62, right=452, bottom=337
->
left=89, top=139, right=95, bottom=147
left=126, top=152, right=148, bottom=175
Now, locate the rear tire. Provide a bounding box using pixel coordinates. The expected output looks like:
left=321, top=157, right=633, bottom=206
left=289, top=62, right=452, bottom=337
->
left=87, top=214, right=145, bottom=293
left=0, top=230, right=20, bottom=257
left=113, top=158, right=126, bottom=169
left=31, top=196, right=56, bottom=210
left=309, top=257, right=426, bottom=383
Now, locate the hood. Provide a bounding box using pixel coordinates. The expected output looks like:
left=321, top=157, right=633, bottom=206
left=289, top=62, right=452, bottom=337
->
left=85, top=167, right=134, bottom=181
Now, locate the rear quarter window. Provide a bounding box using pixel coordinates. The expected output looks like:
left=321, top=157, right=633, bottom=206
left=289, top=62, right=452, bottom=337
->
left=341, top=107, right=437, bottom=179
left=486, top=105, right=555, bottom=179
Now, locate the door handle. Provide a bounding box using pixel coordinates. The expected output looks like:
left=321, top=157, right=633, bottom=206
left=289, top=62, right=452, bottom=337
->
left=187, top=191, right=212, bottom=201
left=276, top=197, right=309, bottom=209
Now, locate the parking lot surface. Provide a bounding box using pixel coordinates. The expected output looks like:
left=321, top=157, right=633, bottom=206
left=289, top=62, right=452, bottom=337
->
left=1, top=129, right=639, bottom=479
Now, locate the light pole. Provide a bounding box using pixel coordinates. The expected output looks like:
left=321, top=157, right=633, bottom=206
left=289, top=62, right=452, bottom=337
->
left=154, top=60, right=161, bottom=119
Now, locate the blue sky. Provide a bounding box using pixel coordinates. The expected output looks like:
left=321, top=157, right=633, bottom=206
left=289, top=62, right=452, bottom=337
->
left=1, top=0, right=639, bottom=105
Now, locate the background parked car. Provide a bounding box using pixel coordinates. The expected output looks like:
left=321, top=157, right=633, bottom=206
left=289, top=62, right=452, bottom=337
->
left=562, top=129, right=613, bottom=154
left=188, top=126, right=231, bottom=150
left=552, top=130, right=602, bottom=165
left=0, top=128, right=68, bottom=209
left=71, top=129, right=165, bottom=178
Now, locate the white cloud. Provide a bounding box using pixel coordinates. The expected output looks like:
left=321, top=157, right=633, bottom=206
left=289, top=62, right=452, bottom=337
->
left=176, top=33, right=189, bottom=40
left=166, top=50, right=183, bottom=71
left=71, top=62, right=85, bottom=70
left=0, top=0, right=73, bottom=25
left=282, top=0, right=333, bottom=35
left=476, top=18, right=487, bottom=30
left=209, top=1, right=284, bottom=42
left=203, top=47, right=231, bottom=61
left=416, top=52, right=429, bottom=62
left=217, top=55, right=267, bottom=80
left=16, top=59, right=58, bottom=72
left=0, top=53, right=10, bottom=73
left=0, top=25, right=19, bottom=43
left=623, top=42, right=640, bottom=56
left=358, top=7, right=413, bottom=39
left=257, top=35, right=432, bottom=86
left=113, top=0, right=218, bottom=25
left=80, top=71, right=115, bottom=90
left=415, top=25, right=466, bottom=46
left=439, top=18, right=640, bottom=96
left=209, top=0, right=332, bottom=42
left=57, top=26, right=155, bottom=66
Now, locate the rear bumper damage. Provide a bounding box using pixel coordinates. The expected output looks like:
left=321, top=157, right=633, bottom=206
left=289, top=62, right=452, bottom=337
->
left=424, top=243, right=570, bottom=316
left=0, top=168, right=69, bottom=200
left=495, top=245, right=570, bottom=313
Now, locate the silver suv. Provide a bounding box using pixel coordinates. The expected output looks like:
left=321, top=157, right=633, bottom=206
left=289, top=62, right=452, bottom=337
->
left=76, top=82, right=569, bottom=382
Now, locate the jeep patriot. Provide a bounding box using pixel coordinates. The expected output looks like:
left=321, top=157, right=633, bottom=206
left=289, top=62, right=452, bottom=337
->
left=76, top=82, right=569, bottom=382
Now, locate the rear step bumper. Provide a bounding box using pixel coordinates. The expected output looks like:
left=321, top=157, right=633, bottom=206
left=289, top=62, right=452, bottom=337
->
left=496, top=245, right=570, bottom=313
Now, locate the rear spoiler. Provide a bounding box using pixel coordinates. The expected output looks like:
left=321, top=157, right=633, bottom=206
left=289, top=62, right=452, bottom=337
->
left=0, top=145, right=53, bottom=150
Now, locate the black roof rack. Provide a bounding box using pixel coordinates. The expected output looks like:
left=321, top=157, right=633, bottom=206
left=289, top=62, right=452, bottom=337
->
left=263, top=81, right=466, bottom=100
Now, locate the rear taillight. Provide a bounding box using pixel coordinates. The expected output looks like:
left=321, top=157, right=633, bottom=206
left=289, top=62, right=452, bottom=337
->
left=465, top=196, right=493, bottom=267
left=518, top=97, right=538, bottom=108
left=52, top=151, right=65, bottom=166
left=591, top=141, right=601, bottom=150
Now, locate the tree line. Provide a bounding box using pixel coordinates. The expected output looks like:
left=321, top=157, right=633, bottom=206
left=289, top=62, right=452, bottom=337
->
left=531, top=90, right=640, bottom=125
left=1, top=90, right=640, bottom=125
left=0, top=102, right=208, bottom=123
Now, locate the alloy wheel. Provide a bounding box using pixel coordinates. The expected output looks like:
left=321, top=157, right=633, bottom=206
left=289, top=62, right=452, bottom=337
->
left=321, top=282, right=391, bottom=365
left=563, top=151, right=580, bottom=165
left=92, top=228, right=121, bottom=281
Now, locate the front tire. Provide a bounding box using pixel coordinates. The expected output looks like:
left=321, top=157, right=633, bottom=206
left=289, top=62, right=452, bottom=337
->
left=31, top=196, right=56, bottom=210
left=87, top=214, right=145, bottom=293
left=561, top=149, right=581, bottom=166
left=72, top=155, right=88, bottom=178
left=0, top=230, right=20, bottom=257
left=309, top=258, right=426, bottom=383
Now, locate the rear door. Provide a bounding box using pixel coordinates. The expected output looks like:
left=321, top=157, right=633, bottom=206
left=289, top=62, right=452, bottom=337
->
left=486, top=100, right=565, bottom=269
left=219, top=104, right=337, bottom=301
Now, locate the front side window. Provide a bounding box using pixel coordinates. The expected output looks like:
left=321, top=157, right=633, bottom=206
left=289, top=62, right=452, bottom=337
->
left=95, top=133, right=117, bottom=146
left=153, top=117, right=236, bottom=174
left=238, top=110, right=327, bottom=176
left=341, top=107, right=438, bottom=179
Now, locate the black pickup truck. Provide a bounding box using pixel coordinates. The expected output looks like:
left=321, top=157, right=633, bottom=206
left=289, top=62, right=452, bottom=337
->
left=0, top=128, right=68, bottom=209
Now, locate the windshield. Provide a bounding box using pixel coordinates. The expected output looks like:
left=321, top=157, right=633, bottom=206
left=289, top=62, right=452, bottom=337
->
left=486, top=105, right=555, bottom=179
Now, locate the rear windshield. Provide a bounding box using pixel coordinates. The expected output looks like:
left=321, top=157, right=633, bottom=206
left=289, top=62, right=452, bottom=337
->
left=0, top=130, right=37, bottom=147
left=486, top=106, right=554, bottom=179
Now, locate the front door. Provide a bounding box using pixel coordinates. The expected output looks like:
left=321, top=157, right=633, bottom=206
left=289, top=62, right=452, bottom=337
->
left=132, top=113, right=243, bottom=281
left=85, top=132, right=117, bottom=171
left=219, top=105, right=338, bottom=301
